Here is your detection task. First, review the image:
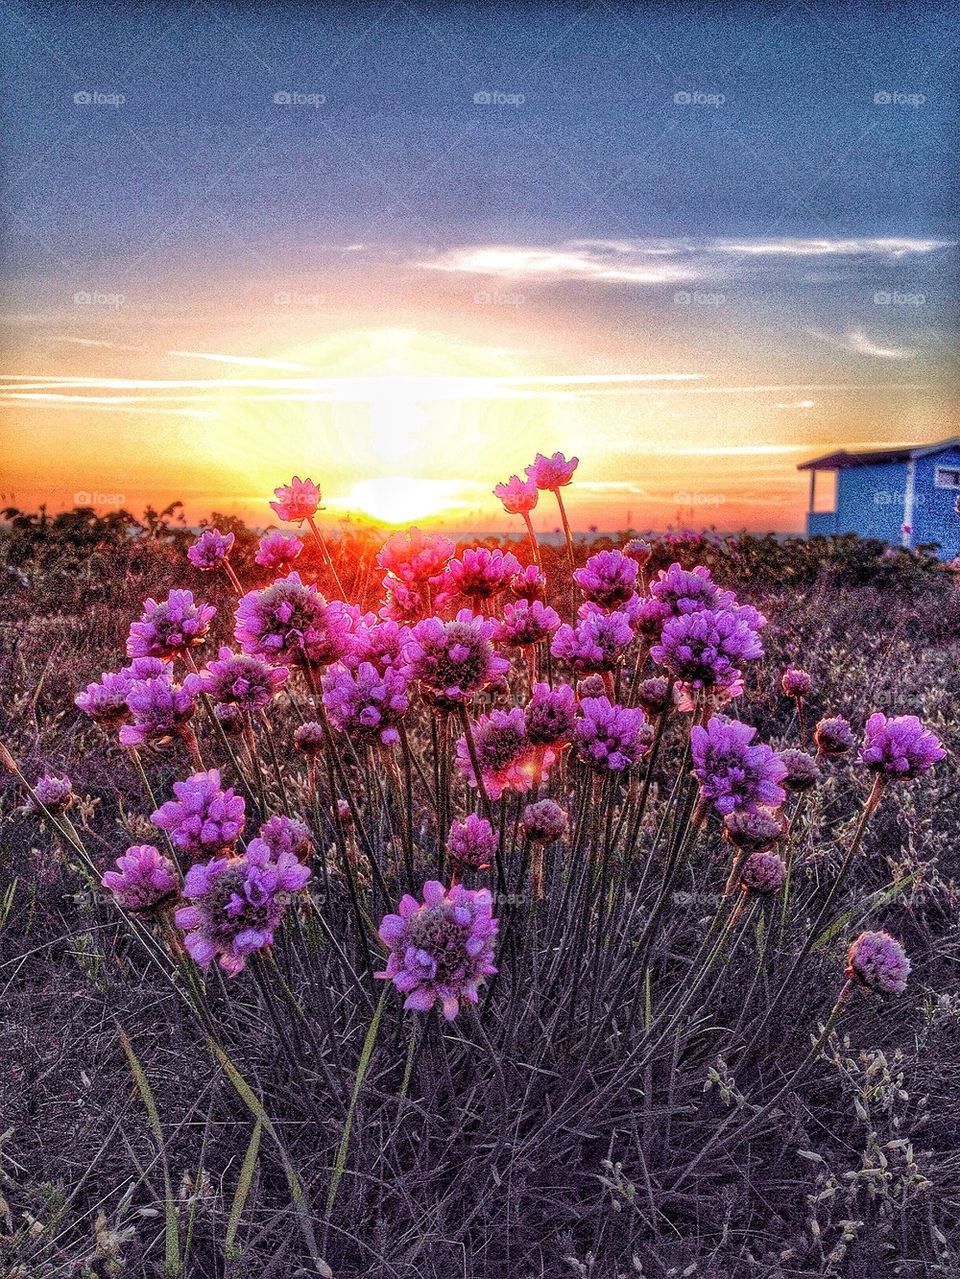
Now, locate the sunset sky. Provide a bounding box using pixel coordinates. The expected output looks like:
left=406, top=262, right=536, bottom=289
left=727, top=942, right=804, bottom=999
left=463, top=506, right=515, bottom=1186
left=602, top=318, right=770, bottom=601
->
left=1, top=2, right=957, bottom=533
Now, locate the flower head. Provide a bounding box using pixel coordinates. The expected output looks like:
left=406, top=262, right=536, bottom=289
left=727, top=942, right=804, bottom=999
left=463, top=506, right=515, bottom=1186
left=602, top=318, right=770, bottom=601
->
left=377, top=527, right=455, bottom=585
left=497, top=599, right=561, bottom=648
left=525, top=451, right=578, bottom=491
left=691, top=715, right=787, bottom=815
left=511, top=564, right=547, bottom=602
left=815, top=716, right=855, bottom=757
left=781, top=667, right=812, bottom=699
left=102, top=844, right=178, bottom=915
left=455, top=706, right=553, bottom=799
left=379, top=576, right=427, bottom=623
left=346, top=618, right=409, bottom=674
left=524, top=682, right=577, bottom=746
left=551, top=609, right=634, bottom=675
left=649, top=562, right=734, bottom=619
left=574, top=697, right=651, bottom=772
left=573, top=549, right=639, bottom=609
left=652, top=608, right=762, bottom=689
left=258, top=814, right=313, bottom=862
left=322, top=660, right=410, bottom=745
left=740, top=850, right=787, bottom=895
left=402, top=610, right=509, bottom=706
left=255, top=530, right=303, bottom=571
left=521, top=799, right=567, bottom=844
left=635, top=676, right=674, bottom=718
left=723, top=807, right=784, bottom=852
left=187, top=528, right=235, bottom=571
left=447, top=814, right=498, bottom=871
left=779, top=749, right=821, bottom=792
left=494, top=474, right=539, bottom=514
left=192, top=646, right=288, bottom=711
left=846, top=930, right=910, bottom=995
left=234, top=573, right=354, bottom=668
left=859, top=713, right=945, bottom=779
left=269, top=476, right=320, bottom=523
left=175, top=839, right=311, bottom=974
left=76, top=670, right=133, bottom=726
left=151, top=768, right=245, bottom=859
left=30, top=775, right=74, bottom=815
left=623, top=538, right=652, bottom=567
left=376, top=880, right=498, bottom=1020
left=444, top=547, right=520, bottom=600
left=126, top=590, right=215, bottom=661
left=294, top=720, right=325, bottom=753
left=120, top=672, right=196, bottom=748
left=214, top=703, right=245, bottom=736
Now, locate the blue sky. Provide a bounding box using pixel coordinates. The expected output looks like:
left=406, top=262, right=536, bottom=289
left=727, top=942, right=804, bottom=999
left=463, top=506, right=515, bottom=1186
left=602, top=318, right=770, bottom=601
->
left=1, top=2, right=957, bottom=530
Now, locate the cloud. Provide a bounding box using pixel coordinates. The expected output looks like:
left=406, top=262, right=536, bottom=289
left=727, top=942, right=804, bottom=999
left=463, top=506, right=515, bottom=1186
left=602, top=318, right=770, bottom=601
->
left=419, top=236, right=955, bottom=286
left=808, top=328, right=917, bottom=360
left=167, top=350, right=316, bottom=371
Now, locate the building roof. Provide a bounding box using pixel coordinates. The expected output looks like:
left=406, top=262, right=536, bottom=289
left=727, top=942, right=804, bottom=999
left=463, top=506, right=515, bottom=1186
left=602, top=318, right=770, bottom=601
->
left=798, top=436, right=960, bottom=471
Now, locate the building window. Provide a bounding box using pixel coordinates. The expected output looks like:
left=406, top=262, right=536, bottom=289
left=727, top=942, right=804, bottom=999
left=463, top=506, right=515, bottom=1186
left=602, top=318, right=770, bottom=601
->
left=934, top=466, right=960, bottom=490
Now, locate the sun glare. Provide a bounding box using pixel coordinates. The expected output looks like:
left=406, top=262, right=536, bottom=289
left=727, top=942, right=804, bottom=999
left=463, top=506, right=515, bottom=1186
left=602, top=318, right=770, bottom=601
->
left=341, top=476, right=471, bottom=525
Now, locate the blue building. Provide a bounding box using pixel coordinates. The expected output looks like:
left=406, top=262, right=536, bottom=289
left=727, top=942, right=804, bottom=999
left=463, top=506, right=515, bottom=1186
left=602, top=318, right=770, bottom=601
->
left=799, top=437, right=960, bottom=559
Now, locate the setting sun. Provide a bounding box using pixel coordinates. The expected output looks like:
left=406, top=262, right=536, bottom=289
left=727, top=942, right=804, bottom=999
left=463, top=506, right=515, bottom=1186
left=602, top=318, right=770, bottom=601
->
left=338, top=476, right=472, bottom=525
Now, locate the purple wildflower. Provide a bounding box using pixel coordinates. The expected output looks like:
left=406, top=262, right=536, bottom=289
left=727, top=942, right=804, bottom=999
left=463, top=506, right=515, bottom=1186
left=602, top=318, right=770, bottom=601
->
left=574, top=697, right=651, bottom=772
left=234, top=573, right=354, bottom=668
left=255, top=530, right=303, bottom=570
left=258, top=814, right=313, bottom=862
left=126, top=590, right=215, bottom=662
left=294, top=721, right=325, bottom=753
left=512, top=564, right=547, bottom=602
left=781, top=667, right=812, bottom=699
left=151, top=768, right=245, bottom=859
left=497, top=599, right=561, bottom=648
left=376, top=880, right=498, bottom=1020
left=346, top=617, right=409, bottom=674
left=120, top=672, right=196, bottom=749
left=269, top=476, right=320, bottom=523
left=402, top=610, right=509, bottom=706
left=322, top=661, right=410, bottom=745
left=740, top=850, right=787, bottom=895
left=379, top=576, right=426, bottom=623
left=444, top=547, right=520, bottom=600
left=377, top=527, right=454, bottom=585
left=455, top=706, right=553, bottom=800
left=30, top=775, right=74, bottom=815
left=448, top=814, right=498, bottom=871
left=521, top=799, right=567, bottom=844
left=524, top=682, right=577, bottom=746
left=651, top=608, right=762, bottom=690
left=525, top=451, right=578, bottom=491
left=187, top=528, right=235, bottom=571
left=192, top=646, right=288, bottom=711
left=846, top=930, right=910, bottom=995
left=494, top=474, right=538, bottom=514
left=635, top=676, right=674, bottom=718
left=690, top=715, right=788, bottom=815
left=624, top=538, right=652, bottom=567
left=573, top=549, right=639, bottom=609
left=102, top=845, right=178, bottom=915
left=75, top=670, right=133, bottom=726
left=779, top=749, right=821, bottom=792
left=859, top=713, right=945, bottom=779
left=175, top=839, right=311, bottom=975
left=551, top=609, right=634, bottom=675
left=649, top=562, right=734, bottom=618
left=723, top=808, right=784, bottom=852
left=815, top=716, right=855, bottom=757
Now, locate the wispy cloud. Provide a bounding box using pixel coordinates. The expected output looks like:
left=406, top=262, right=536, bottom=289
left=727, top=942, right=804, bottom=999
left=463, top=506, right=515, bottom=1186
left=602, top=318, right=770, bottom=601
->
left=422, top=245, right=699, bottom=285
left=808, top=328, right=918, bottom=360
left=167, top=350, right=316, bottom=371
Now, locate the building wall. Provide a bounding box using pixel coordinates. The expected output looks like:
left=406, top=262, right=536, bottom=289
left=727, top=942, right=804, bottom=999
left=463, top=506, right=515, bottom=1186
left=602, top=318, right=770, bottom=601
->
left=834, top=461, right=907, bottom=542
left=913, top=448, right=960, bottom=558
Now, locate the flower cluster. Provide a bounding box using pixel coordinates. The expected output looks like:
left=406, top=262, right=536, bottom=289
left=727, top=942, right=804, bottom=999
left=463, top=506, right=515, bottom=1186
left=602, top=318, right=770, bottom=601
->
left=192, top=647, right=288, bottom=711
left=859, top=713, right=945, bottom=779
left=456, top=706, right=554, bottom=799
left=573, top=549, right=638, bottom=609
left=376, top=881, right=498, bottom=1020
left=175, top=840, right=312, bottom=974
left=235, top=574, right=354, bottom=668
left=846, top=930, right=910, bottom=995
left=120, top=670, right=197, bottom=749
left=127, top=590, right=215, bottom=662
left=102, top=845, right=179, bottom=914
left=151, top=769, right=246, bottom=859
left=187, top=528, right=235, bottom=571
left=444, top=547, right=520, bottom=601
left=322, top=661, right=410, bottom=745
left=402, top=611, right=509, bottom=706
left=497, top=599, right=561, bottom=648
left=574, top=697, right=651, bottom=772
left=448, top=814, right=498, bottom=871
left=691, top=716, right=787, bottom=815
left=270, top=476, right=320, bottom=523
left=551, top=609, right=634, bottom=675
left=256, top=530, right=303, bottom=570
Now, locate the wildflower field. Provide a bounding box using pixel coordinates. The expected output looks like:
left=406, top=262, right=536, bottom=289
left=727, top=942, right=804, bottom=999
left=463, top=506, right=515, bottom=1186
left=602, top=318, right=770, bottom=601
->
left=1, top=456, right=958, bottom=1279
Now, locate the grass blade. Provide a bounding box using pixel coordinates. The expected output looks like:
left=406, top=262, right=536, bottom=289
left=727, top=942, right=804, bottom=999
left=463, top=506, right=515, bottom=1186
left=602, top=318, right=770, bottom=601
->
left=326, top=987, right=388, bottom=1218
left=225, top=1118, right=261, bottom=1260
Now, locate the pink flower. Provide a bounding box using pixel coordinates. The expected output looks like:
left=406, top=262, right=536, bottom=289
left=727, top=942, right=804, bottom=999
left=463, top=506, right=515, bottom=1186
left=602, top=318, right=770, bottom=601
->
left=497, top=599, right=561, bottom=648
left=443, top=547, right=520, bottom=600
left=512, top=564, right=547, bottom=602
left=256, top=530, right=303, bottom=570
left=187, top=528, right=235, bottom=571
left=494, top=474, right=538, bottom=514
left=525, top=451, right=578, bottom=491
left=270, top=476, right=320, bottom=523
left=377, top=527, right=455, bottom=585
